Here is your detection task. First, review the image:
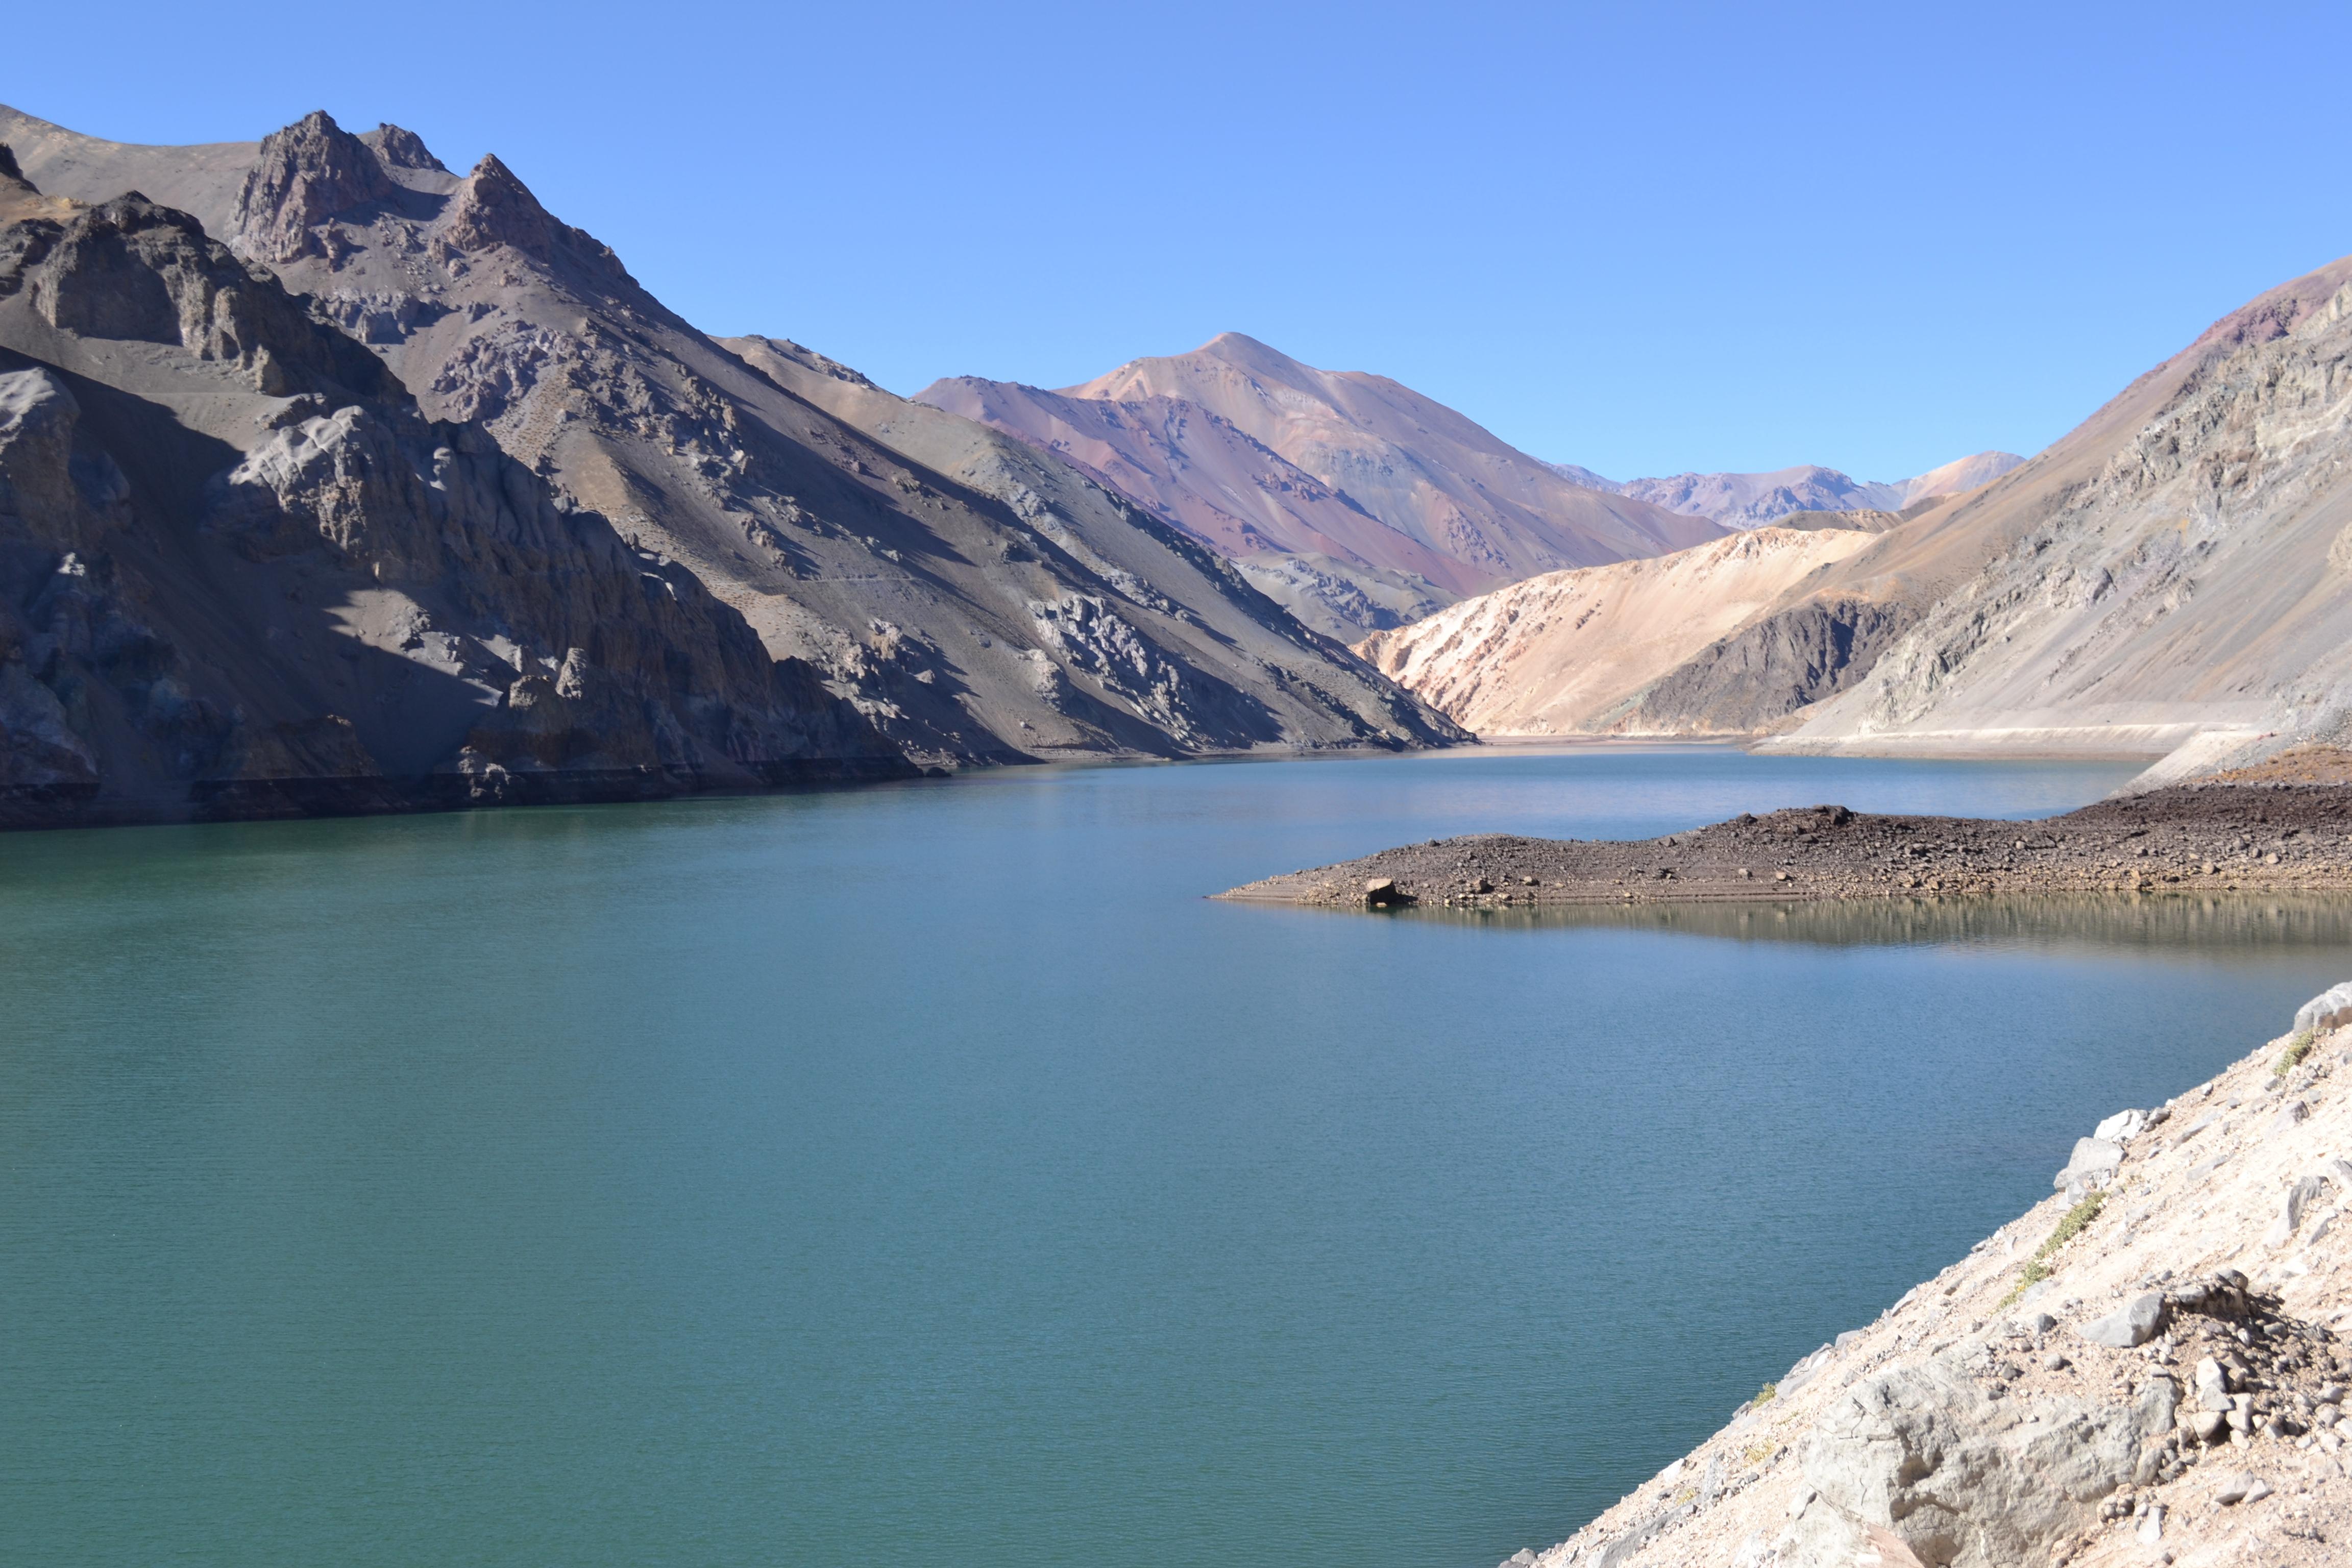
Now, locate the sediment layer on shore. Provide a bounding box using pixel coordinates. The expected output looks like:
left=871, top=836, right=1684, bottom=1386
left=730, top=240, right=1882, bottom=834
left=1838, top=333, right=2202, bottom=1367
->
left=1499, top=990, right=2352, bottom=1567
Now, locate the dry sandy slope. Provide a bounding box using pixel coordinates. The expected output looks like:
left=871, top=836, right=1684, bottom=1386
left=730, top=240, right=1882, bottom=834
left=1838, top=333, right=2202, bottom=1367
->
left=1503, top=996, right=2352, bottom=1568
left=1353, top=527, right=1883, bottom=734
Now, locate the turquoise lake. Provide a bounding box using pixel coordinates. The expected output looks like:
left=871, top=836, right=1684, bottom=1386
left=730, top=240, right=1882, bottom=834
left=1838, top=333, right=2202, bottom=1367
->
left=5, top=745, right=2349, bottom=1567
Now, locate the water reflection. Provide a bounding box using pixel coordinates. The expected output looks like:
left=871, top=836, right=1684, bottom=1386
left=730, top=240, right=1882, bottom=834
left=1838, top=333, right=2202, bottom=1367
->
left=1382, top=893, right=2352, bottom=951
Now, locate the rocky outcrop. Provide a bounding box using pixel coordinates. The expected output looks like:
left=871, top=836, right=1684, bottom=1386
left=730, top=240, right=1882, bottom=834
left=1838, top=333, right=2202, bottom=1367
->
left=1499, top=989, right=2352, bottom=1568
left=0, top=172, right=900, bottom=828
left=229, top=110, right=395, bottom=264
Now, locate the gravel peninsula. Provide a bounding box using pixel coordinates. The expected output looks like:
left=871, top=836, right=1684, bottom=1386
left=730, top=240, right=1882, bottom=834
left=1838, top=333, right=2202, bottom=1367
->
left=1218, top=750, right=2352, bottom=910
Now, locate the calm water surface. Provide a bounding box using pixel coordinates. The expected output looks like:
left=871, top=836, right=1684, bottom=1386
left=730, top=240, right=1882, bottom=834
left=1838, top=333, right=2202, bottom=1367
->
left=4, top=746, right=2348, bottom=1567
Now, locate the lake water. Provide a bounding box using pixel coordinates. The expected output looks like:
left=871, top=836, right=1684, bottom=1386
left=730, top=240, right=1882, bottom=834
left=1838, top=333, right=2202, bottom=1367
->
left=5, top=745, right=2348, bottom=1568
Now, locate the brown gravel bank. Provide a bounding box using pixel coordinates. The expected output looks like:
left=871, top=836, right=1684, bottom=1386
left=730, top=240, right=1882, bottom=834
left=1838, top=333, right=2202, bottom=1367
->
left=1217, top=780, right=2352, bottom=909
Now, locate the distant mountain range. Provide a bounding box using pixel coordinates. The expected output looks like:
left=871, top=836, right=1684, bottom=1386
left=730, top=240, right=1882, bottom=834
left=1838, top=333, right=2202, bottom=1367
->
left=1552, top=452, right=2025, bottom=530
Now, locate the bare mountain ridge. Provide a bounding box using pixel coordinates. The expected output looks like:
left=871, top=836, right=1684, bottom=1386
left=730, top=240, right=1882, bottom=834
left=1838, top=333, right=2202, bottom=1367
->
left=0, top=155, right=902, bottom=827
left=1566, top=451, right=2026, bottom=530
left=918, top=334, right=1725, bottom=638
left=0, top=104, right=1459, bottom=766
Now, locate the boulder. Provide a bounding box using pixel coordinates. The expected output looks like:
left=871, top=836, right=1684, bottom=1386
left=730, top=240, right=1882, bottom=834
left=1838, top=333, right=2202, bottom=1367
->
left=2053, top=1137, right=2123, bottom=1192
left=1796, top=1359, right=2176, bottom=1567
left=2094, top=1108, right=2152, bottom=1143
left=2079, top=1293, right=2166, bottom=1349
left=2292, top=982, right=2352, bottom=1036
left=2264, top=1172, right=2330, bottom=1248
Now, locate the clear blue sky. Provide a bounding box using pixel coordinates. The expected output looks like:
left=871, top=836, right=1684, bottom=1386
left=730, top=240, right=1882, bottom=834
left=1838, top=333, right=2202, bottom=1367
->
left=8, top=2, right=2349, bottom=482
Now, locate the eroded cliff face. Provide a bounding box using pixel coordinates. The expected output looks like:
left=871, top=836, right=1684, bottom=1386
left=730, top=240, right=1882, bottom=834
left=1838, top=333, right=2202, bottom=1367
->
left=0, top=106, right=1456, bottom=766
left=0, top=166, right=899, bottom=827
left=1506, top=989, right=2352, bottom=1568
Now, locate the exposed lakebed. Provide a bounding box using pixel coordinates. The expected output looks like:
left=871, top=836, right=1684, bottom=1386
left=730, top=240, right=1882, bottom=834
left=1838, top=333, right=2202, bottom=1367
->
left=4, top=745, right=2349, bottom=1567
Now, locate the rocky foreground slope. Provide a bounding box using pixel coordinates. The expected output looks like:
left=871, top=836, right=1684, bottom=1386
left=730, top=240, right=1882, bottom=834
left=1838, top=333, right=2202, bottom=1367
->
left=0, top=151, right=903, bottom=827
left=0, top=105, right=1458, bottom=766
left=1497, top=985, right=2352, bottom=1567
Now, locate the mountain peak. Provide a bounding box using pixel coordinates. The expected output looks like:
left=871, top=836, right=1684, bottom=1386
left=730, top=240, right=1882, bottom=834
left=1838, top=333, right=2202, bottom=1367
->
left=435, top=153, right=561, bottom=262
left=230, top=109, right=394, bottom=263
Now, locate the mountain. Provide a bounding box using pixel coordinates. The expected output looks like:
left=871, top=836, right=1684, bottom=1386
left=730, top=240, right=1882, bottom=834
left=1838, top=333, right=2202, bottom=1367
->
left=1365, top=252, right=2352, bottom=779
left=0, top=152, right=901, bottom=827
left=1757, top=254, right=2352, bottom=772
left=1354, top=522, right=1893, bottom=735
left=1609, top=452, right=2024, bottom=530
left=917, top=334, right=1724, bottom=638
left=0, top=105, right=1460, bottom=766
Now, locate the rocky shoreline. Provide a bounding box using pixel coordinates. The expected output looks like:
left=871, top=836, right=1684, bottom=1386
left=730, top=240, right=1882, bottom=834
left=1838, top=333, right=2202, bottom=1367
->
left=1217, top=776, right=2352, bottom=910
left=1491, top=984, right=2352, bottom=1567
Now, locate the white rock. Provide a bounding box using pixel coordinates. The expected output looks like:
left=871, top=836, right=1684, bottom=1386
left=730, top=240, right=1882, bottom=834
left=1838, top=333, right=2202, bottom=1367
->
left=2094, top=1108, right=2151, bottom=1142
left=2135, top=1502, right=2165, bottom=1543
left=2292, top=982, right=2352, bottom=1035
left=2053, top=1137, right=2123, bottom=1191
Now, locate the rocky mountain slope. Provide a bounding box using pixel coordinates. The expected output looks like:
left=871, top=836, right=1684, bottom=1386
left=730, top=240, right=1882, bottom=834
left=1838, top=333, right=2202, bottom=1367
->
left=1503, top=983, right=2352, bottom=1567
left=0, top=151, right=902, bottom=828
left=1610, top=452, right=2024, bottom=530
left=918, top=334, right=1723, bottom=637
left=0, top=105, right=1458, bottom=765
left=1355, top=524, right=1889, bottom=734
left=1371, top=250, right=2352, bottom=767
left=1741, top=256, right=2352, bottom=772
left=722, top=335, right=1460, bottom=750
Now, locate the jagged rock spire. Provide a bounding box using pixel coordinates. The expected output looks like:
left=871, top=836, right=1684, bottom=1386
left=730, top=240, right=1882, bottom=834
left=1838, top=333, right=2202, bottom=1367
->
left=230, top=110, right=395, bottom=264
left=430, top=153, right=632, bottom=285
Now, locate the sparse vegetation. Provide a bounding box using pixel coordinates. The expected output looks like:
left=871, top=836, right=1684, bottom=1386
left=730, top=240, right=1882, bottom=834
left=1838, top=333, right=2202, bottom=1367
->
left=2000, top=1190, right=2106, bottom=1306
left=2276, top=1028, right=2316, bottom=1076
left=1752, top=1381, right=1778, bottom=1407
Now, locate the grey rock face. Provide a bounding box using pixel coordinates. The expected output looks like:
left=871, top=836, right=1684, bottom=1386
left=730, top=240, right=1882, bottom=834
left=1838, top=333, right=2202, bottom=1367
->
left=1797, top=1358, right=2175, bottom=1567
left=2292, top=981, right=2352, bottom=1035
left=2078, top=1292, right=2165, bottom=1349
